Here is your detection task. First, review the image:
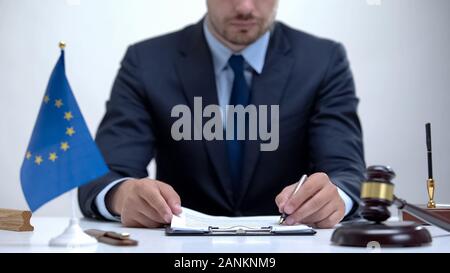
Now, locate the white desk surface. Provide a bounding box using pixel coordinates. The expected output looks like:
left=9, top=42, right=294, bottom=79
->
left=0, top=217, right=449, bottom=253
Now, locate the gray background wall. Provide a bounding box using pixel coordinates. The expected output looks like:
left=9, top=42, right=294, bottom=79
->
left=1, top=0, right=449, bottom=217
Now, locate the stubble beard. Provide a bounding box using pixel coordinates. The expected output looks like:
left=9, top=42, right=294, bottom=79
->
left=212, top=15, right=275, bottom=47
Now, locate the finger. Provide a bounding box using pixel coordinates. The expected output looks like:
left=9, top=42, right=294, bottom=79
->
left=138, top=199, right=168, bottom=224
left=136, top=211, right=164, bottom=228
left=283, top=175, right=326, bottom=215
left=139, top=185, right=173, bottom=223
left=123, top=213, right=161, bottom=229
left=300, top=200, right=337, bottom=225
left=158, top=182, right=182, bottom=215
left=121, top=198, right=167, bottom=228
left=284, top=186, right=331, bottom=225
left=296, top=185, right=337, bottom=221
left=121, top=210, right=145, bottom=228
left=315, top=210, right=342, bottom=229
left=275, top=185, right=295, bottom=212
left=122, top=218, right=144, bottom=228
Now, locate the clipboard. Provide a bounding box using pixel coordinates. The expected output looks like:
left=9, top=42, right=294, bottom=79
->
left=165, top=225, right=317, bottom=236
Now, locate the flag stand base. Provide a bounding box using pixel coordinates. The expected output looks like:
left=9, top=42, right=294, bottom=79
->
left=49, top=218, right=97, bottom=247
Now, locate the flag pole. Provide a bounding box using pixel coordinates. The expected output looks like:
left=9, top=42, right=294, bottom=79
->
left=71, top=189, right=78, bottom=220
left=58, top=43, right=78, bottom=224
left=48, top=41, right=98, bottom=248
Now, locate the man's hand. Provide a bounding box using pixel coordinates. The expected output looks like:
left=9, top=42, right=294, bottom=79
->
left=106, top=178, right=182, bottom=228
left=275, top=173, right=345, bottom=228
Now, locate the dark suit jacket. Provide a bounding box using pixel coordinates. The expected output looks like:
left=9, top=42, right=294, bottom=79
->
left=79, top=20, right=365, bottom=220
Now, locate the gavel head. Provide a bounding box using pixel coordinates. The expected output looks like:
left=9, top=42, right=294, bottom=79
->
left=360, top=165, right=396, bottom=223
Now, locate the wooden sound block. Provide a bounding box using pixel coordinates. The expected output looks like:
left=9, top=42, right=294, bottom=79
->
left=331, top=221, right=432, bottom=247
left=401, top=204, right=450, bottom=225
left=0, top=209, right=34, bottom=232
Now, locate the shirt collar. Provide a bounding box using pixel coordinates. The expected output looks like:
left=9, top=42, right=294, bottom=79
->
left=203, top=18, right=270, bottom=75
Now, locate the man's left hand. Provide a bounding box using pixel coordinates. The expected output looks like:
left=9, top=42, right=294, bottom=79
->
left=275, top=173, right=345, bottom=228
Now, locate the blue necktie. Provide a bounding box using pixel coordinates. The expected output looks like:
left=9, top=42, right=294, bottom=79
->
left=227, top=55, right=251, bottom=193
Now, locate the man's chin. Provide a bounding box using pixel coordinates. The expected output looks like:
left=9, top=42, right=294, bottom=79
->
left=224, top=31, right=262, bottom=46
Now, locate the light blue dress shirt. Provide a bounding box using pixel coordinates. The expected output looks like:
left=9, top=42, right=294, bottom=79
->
left=95, top=20, right=354, bottom=221
left=202, top=20, right=269, bottom=128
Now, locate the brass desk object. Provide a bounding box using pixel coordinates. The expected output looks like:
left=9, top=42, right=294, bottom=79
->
left=401, top=123, right=450, bottom=224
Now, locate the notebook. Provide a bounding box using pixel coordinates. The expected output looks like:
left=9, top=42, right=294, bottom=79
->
left=166, top=207, right=316, bottom=236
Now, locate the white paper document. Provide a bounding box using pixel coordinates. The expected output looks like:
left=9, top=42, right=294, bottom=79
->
left=169, top=207, right=314, bottom=234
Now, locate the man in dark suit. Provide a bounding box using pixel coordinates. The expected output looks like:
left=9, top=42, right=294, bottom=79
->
left=79, top=0, right=365, bottom=228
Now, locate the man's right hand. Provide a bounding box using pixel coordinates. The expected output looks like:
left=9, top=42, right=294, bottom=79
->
left=106, top=178, right=182, bottom=228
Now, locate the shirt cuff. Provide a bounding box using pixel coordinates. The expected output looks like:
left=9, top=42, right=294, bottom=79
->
left=337, top=187, right=354, bottom=217
left=95, top=177, right=132, bottom=221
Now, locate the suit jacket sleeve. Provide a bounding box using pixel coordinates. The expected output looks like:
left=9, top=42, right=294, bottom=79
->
left=308, top=43, right=366, bottom=219
left=78, top=45, right=155, bottom=219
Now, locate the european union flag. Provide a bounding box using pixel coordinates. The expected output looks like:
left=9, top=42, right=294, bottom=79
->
left=20, top=47, right=109, bottom=212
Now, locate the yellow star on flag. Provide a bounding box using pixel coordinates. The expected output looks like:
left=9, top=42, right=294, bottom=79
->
left=64, top=112, right=74, bottom=121
left=60, top=142, right=70, bottom=152
left=55, top=99, right=63, bottom=108
left=26, top=151, right=32, bottom=160
left=49, top=153, right=58, bottom=162
left=44, top=95, right=50, bottom=104
left=35, top=156, right=43, bottom=165
left=66, top=127, right=76, bottom=137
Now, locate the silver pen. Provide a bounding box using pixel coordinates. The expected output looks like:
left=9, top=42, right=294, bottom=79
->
left=279, top=174, right=308, bottom=224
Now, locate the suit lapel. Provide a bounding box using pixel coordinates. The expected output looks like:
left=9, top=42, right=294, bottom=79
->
left=176, top=21, right=235, bottom=207
left=236, top=24, right=294, bottom=207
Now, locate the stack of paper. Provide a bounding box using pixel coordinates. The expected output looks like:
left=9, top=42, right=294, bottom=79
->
left=169, top=207, right=314, bottom=234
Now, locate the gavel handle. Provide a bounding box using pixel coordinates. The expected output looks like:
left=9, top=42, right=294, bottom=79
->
left=393, top=195, right=450, bottom=232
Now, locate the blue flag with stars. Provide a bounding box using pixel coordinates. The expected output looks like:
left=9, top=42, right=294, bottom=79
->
left=20, top=48, right=109, bottom=212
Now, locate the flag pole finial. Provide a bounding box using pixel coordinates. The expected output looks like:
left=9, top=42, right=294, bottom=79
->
left=59, top=41, right=66, bottom=50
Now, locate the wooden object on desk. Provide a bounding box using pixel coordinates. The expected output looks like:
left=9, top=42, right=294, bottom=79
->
left=0, top=209, right=34, bottom=232
left=331, top=166, right=433, bottom=247
left=401, top=205, right=450, bottom=225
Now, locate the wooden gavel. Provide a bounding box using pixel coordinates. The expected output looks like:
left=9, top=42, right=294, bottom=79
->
left=361, top=165, right=450, bottom=231
left=332, top=165, right=450, bottom=247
